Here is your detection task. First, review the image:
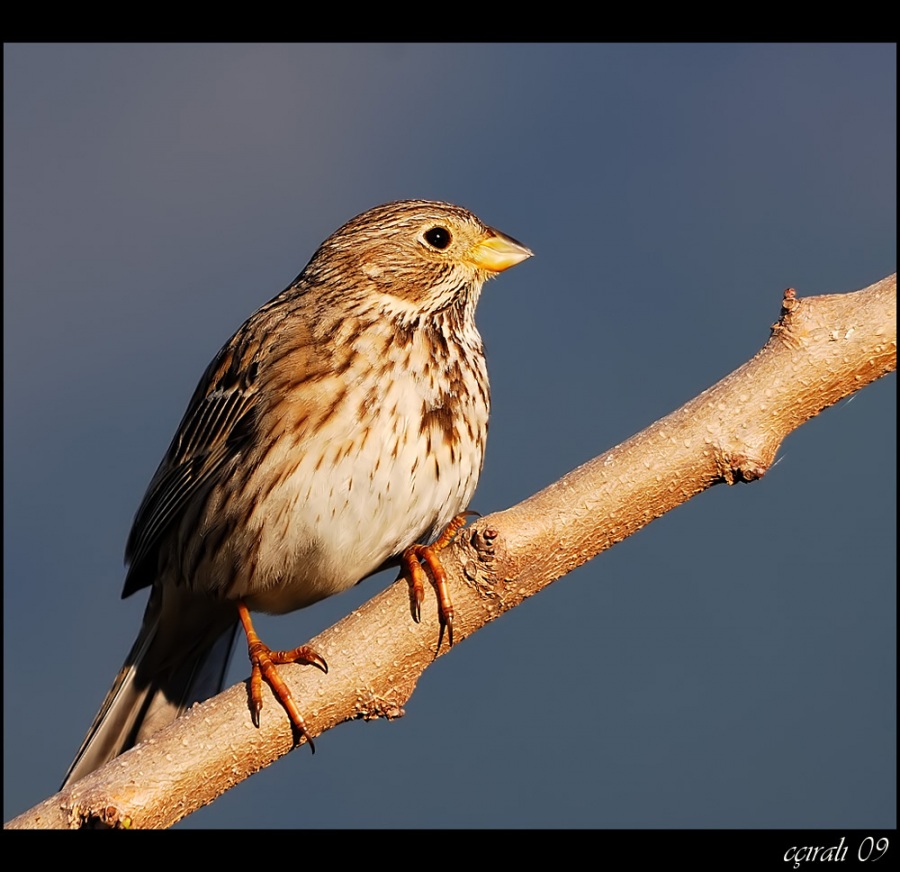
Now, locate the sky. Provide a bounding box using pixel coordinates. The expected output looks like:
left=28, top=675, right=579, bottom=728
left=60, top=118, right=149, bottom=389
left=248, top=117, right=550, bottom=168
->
left=4, top=43, right=896, bottom=830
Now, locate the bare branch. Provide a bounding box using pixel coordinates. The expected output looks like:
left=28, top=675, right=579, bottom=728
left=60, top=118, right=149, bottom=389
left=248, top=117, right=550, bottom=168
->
left=7, top=273, right=895, bottom=830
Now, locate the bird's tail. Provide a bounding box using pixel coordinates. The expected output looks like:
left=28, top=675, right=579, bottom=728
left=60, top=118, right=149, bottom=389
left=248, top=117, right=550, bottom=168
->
left=61, top=584, right=239, bottom=789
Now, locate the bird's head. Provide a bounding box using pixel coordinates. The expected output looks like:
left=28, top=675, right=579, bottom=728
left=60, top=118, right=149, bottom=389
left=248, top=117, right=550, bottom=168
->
left=304, top=200, right=532, bottom=320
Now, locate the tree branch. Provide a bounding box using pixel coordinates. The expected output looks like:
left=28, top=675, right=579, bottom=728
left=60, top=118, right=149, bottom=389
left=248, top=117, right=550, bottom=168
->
left=7, top=273, right=896, bottom=829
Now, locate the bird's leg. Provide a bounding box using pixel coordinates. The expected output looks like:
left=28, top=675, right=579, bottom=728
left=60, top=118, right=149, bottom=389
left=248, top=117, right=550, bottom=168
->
left=401, top=511, right=477, bottom=649
left=236, top=600, right=328, bottom=752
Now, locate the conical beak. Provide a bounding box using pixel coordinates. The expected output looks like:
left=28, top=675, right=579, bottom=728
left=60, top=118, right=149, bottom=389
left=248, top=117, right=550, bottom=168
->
left=467, top=229, right=533, bottom=273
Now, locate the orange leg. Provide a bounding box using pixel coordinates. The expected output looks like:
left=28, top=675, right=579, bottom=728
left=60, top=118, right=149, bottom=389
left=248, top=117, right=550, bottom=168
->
left=237, top=600, right=328, bottom=751
left=401, top=511, right=477, bottom=649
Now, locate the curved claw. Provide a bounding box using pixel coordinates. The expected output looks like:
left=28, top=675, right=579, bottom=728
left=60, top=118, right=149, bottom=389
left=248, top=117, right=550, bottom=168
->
left=400, top=511, right=472, bottom=650
left=238, top=600, right=324, bottom=753
left=438, top=611, right=454, bottom=650
left=406, top=556, right=427, bottom=624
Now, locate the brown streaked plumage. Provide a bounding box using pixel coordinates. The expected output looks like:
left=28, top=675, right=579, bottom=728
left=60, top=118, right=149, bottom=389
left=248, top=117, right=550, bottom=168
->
left=61, top=200, right=532, bottom=788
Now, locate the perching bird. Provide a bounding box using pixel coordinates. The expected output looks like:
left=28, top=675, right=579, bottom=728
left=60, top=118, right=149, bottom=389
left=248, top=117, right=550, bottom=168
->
left=61, top=199, right=532, bottom=787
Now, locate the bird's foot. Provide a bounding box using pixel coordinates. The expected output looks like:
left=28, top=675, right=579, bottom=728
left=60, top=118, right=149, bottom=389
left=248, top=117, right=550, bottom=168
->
left=237, top=600, right=328, bottom=751
left=401, top=511, right=478, bottom=649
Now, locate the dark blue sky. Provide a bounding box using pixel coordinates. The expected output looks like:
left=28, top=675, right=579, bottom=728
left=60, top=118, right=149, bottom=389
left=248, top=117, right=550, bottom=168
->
left=4, top=43, right=895, bottom=828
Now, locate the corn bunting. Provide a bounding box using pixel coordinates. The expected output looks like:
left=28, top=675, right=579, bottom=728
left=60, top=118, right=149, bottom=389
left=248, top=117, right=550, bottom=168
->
left=61, top=199, right=532, bottom=787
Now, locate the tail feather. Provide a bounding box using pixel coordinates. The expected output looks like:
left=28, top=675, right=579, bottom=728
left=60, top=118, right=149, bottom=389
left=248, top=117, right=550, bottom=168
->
left=61, top=585, right=238, bottom=789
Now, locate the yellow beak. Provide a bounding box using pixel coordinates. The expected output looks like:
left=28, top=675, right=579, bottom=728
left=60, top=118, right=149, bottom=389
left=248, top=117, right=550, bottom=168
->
left=467, top=230, right=533, bottom=273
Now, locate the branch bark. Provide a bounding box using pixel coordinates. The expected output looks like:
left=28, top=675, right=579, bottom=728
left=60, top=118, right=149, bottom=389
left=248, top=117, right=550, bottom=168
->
left=7, top=273, right=896, bottom=830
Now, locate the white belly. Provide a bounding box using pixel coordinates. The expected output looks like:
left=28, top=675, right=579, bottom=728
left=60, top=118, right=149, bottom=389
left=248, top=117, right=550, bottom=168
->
left=201, top=328, right=488, bottom=614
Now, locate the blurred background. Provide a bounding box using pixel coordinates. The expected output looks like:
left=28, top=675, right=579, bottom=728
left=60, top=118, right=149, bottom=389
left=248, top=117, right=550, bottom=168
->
left=4, top=43, right=895, bottom=828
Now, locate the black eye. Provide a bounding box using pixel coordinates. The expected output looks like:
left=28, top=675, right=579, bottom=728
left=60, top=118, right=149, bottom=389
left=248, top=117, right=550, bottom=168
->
left=423, top=226, right=452, bottom=250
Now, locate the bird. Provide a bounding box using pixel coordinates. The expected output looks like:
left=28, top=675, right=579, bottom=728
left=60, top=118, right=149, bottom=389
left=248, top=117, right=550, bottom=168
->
left=61, top=199, right=532, bottom=788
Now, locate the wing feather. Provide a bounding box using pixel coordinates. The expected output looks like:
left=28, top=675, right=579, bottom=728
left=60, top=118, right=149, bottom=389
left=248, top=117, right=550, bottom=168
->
left=123, top=346, right=259, bottom=595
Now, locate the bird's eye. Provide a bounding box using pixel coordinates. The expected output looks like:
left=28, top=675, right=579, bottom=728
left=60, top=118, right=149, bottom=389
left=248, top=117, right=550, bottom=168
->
left=423, top=226, right=452, bottom=250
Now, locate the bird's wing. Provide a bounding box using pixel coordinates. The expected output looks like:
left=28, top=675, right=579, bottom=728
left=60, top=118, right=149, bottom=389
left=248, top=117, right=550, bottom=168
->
left=123, top=339, right=260, bottom=596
